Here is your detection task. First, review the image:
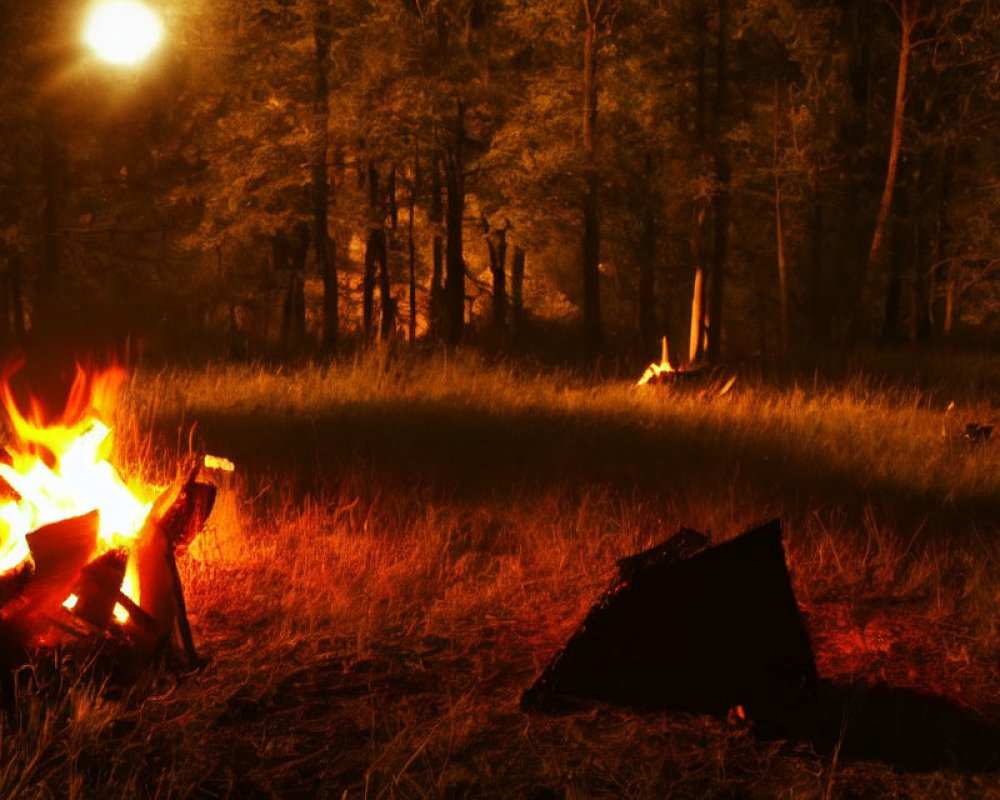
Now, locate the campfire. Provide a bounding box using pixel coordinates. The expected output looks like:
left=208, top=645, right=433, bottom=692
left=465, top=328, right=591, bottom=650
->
left=0, top=362, right=226, bottom=708
left=635, top=337, right=679, bottom=387
left=635, top=336, right=737, bottom=398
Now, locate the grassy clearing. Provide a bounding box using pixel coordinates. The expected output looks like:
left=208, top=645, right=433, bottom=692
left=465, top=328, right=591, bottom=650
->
left=3, top=349, right=1000, bottom=798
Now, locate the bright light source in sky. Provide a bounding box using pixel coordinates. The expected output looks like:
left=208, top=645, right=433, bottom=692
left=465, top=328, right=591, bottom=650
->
left=83, top=1, right=164, bottom=66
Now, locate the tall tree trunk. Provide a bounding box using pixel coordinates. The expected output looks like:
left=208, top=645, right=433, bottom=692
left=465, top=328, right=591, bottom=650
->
left=429, top=132, right=446, bottom=339
left=688, top=8, right=710, bottom=364
left=707, top=0, right=729, bottom=363
left=943, top=278, right=955, bottom=336
left=511, top=246, right=525, bottom=340
left=388, top=166, right=398, bottom=231
left=443, top=102, right=466, bottom=344
left=689, top=206, right=707, bottom=364
left=364, top=160, right=393, bottom=341
left=409, top=144, right=419, bottom=343
left=866, top=0, right=916, bottom=334
left=581, top=14, right=601, bottom=355
left=363, top=229, right=380, bottom=340
left=378, top=232, right=393, bottom=341
left=368, top=160, right=380, bottom=212
left=312, top=1, right=337, bottom=351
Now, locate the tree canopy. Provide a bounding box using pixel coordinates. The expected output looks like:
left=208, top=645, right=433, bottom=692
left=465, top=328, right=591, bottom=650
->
left=0, top=0, right=998, bottom=360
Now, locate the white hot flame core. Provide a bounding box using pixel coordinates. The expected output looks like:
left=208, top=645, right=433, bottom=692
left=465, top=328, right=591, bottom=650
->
left=83, top=1, right=164, bottom=66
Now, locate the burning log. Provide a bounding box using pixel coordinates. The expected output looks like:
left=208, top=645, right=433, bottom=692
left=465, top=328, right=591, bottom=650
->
left=522, top=519, right=820, bottom=735
left=71, top=548, right=127, bottom=630
left=24, top=510, right=100, bottom=598
left=635, top=336, right=736, bottom=398
left=134, top=459, right=216, bottom=662
left=11, top=511, right=101, bottom=637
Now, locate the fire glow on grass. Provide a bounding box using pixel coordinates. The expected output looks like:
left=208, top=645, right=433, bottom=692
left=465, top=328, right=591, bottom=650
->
left=0, top=365, right=153, bottom=622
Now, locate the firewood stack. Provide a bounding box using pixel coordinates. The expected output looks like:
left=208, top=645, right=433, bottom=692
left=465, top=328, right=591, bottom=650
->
left=0, top=458, right=218, bottom=718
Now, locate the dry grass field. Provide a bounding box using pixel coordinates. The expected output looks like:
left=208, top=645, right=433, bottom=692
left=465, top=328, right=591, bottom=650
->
left=3, top=349, right=1000, bottom=798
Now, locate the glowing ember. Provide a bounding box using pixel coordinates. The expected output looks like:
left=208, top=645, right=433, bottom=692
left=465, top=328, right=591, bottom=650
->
left=203, top=454, right=235, bottom=473
left=0, top=364, right=153, bottom=620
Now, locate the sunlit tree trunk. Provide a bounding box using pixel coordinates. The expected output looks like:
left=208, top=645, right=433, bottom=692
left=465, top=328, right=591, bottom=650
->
left=688, top=8, right=709, bottom=364
left=689, top=207, right=707, bottom=364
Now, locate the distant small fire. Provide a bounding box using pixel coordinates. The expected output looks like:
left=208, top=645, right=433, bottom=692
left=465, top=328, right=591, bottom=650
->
left=636, top=337, right=679, bottom=387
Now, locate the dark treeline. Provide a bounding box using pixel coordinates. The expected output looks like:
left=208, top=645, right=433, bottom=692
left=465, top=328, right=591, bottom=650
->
left=1, top=0, right=999, bottom=363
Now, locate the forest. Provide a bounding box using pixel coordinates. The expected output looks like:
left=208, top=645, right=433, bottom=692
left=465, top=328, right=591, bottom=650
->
left=1, top=0, right=999, bottom=363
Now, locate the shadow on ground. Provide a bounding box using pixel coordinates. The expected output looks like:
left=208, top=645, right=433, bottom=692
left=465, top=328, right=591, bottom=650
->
left=817, top=679, right=1000, bottom=772
left=168, top=397, right=1000, bottom=539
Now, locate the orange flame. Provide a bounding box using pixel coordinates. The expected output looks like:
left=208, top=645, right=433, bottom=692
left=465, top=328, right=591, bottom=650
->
left=635, top=336, right=676, bottom=387
left=0, top=364, right=153, bottom=621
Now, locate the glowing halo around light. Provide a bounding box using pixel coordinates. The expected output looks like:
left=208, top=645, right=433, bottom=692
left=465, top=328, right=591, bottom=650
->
left=83, top=1, right=164, bottom=66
